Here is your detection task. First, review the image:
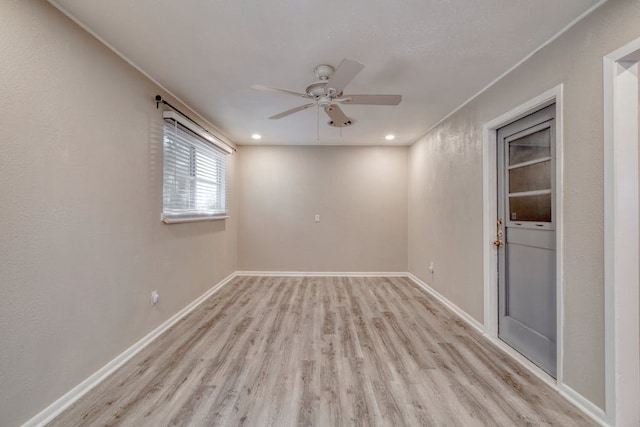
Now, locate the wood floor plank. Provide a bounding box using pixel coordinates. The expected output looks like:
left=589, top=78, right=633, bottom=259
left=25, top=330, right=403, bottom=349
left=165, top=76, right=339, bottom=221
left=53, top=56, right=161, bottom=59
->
left=48, top=276, right=597, bottom=427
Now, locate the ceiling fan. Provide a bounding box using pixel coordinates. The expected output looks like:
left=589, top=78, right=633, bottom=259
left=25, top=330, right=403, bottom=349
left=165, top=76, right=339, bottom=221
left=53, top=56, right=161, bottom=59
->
left=251, top=59, right=402, bottom=128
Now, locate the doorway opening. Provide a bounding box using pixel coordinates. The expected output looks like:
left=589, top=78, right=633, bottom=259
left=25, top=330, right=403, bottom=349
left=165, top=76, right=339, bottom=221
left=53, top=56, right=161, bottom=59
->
left=603, top=37, right=640, bottom=427
left=482, top=86, right=563, bottom=388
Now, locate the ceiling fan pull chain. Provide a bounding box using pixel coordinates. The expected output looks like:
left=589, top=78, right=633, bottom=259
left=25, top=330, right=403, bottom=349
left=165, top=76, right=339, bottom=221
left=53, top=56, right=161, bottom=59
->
left=316, top=105, right=320, bottom=142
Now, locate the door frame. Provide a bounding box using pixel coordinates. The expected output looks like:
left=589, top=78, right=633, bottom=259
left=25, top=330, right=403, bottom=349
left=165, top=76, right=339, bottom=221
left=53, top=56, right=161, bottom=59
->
left=482, top=85, right=564, bottom=387
left=603, top=38, right=640, bottom=427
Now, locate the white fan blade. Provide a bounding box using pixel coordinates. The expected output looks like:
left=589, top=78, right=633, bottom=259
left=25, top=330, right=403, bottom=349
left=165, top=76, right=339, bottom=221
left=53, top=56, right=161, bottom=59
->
left=252, top=84, right=312, bottom=99
left=269, top=103, right=315, bottom=119
left=324, top=104, right=350, bottom=126
left=324, top=59, right=364, bottom=95
left=342, top=94, right=402, bottom=105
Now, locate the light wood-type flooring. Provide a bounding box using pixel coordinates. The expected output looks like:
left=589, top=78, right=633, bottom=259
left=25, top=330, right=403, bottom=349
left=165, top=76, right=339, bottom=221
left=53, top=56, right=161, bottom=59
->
left=49, top=276, right=596, bottom=426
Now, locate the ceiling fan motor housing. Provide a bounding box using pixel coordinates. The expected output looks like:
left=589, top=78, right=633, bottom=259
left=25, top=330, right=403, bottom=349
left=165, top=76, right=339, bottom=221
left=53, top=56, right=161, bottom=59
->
left=306, top=64, right=337, bottom=97
left=313, top=64, right=334, bottom=80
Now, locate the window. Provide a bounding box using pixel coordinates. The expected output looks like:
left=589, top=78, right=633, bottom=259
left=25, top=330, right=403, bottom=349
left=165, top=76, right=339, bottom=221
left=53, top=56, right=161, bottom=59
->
left=162, top=118, right=228, bottom=223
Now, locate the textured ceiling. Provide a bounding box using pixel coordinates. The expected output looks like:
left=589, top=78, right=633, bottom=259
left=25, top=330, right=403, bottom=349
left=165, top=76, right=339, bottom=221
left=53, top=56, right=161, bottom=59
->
left=49, top=0, right=602, bottom=146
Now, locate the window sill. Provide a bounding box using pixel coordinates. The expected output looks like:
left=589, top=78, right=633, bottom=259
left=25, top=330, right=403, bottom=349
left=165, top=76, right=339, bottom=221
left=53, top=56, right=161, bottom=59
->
left=161, top=214, right=229, bottom=224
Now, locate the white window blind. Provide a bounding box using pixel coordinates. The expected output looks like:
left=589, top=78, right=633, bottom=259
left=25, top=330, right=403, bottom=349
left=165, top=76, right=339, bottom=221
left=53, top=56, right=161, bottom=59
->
left=162, top=120, right=228, bottom=223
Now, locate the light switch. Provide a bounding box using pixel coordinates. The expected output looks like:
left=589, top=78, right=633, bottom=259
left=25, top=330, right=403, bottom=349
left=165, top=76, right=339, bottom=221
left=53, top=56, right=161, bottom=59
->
left=315, top=214, right=320, bottom=223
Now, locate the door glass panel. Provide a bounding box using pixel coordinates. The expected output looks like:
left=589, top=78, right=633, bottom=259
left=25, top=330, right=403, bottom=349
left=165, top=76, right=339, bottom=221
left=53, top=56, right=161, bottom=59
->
left=509, top=128, right=550, bottom=165
left=509, top=194, right=551, bottom=222
left=509, top=160, right=551, bottom=193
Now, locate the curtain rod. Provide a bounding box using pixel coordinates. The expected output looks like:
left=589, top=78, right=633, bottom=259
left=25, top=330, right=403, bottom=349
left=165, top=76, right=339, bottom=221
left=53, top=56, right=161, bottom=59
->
left=155, top=95, right=236, bottom=152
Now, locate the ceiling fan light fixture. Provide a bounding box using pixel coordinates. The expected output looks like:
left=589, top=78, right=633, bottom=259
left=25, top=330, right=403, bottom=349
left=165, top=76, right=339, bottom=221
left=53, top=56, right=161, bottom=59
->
left=385, top=134, right=395, bottom=141
left=328, top=118, right=354, bottom=128
left=251, top=133, right=262, bottom=140
left=252, top=58, right=402, bottom=128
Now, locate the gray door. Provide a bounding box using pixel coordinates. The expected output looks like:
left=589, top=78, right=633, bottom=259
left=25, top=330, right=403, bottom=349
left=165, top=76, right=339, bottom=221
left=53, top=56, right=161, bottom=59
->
left=496, top=104, right=556, bottom=378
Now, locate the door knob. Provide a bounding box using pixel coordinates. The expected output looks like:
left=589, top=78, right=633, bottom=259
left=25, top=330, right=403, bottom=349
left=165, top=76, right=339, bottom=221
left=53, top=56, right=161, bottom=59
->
left=492, top=239, right=504, bottom=247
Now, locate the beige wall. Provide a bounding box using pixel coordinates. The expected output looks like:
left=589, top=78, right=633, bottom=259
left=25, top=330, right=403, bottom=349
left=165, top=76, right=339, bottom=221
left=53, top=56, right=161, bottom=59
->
left=408, top=0, right=640, bottom=409
left=4, top=0, right=639, bottom=423
left=0, top=1, right=237, bottom=425
left=238, top=145, right=408, bottom=272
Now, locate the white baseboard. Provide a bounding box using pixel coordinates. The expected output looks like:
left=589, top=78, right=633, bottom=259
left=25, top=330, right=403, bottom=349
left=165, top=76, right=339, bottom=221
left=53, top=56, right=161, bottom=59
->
left=24, top=270, right=608, bottom=427
left=235, top=271, right=408, bottom=277
left=406, top=273, right=608, bottom=426
left=483, top=335, right=608, bottom=426
left=408, top=273, right=552, bottom=389
left=406, top=273, right=484, bottom=333
left=23, top=272, right=237, bottom=427
left=559, top=383, right=608, bottom=427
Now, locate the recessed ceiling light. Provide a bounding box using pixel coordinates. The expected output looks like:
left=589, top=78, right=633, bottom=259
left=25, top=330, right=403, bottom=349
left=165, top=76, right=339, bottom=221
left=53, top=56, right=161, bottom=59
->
left=251, top=133, right=262, bottom=140
left=385, top=134, right=395, bottom=141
